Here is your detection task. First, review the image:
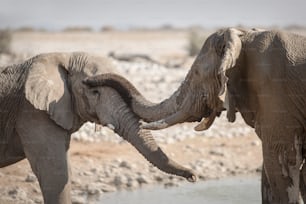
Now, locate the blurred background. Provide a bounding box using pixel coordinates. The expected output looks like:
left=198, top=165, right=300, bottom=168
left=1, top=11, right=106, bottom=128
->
left=1, top=0, right=306, bottom=59
left=1, top=0, right=306, bottom=30
left=0, top=1, right=305, bottom=203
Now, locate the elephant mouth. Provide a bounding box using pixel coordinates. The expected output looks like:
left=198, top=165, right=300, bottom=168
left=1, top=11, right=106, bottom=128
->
left=141, top=105, right=218, bottom=131
left=183, top=108, right=211, bottom=123
left=193, top=100, right=226, bottom=131
left=193, top=110, right=217, bottom=131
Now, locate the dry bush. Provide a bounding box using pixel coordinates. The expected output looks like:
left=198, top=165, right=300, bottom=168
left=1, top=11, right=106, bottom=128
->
left=15, top=27, right=36, bottom=32
left=186, top=30, right=207, bottom=56
left=101, top=25, right=116, bottom=32
left=62, top=26, right=93, bottom=32
left=0, top=29, right=12, bottom=54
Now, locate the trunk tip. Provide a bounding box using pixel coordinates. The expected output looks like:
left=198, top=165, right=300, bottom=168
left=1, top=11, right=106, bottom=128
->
left=186, top=173, right=197, bottom=182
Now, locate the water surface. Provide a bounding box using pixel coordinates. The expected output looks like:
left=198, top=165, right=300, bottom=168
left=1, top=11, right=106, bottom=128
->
left=100, top=176, right=261, bottom=204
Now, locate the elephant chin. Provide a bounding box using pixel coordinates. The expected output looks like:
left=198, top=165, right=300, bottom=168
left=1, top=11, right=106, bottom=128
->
left=141, top=98, right=214, bottom=131
left=193, top=110, right=217, bottom=131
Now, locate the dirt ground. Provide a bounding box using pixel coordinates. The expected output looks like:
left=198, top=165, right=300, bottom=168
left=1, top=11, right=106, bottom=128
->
left=0, top=132, right=262, bottom=204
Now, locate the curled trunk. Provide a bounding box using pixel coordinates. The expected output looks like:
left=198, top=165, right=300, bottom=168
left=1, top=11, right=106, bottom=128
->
left=85, top=73, right=215, bottom=131
left=96, top=87, right=196, bottom=181
left=83, top=73, right=180, bottom=122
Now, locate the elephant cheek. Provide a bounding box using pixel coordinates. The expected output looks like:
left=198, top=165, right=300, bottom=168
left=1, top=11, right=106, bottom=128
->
left=95, top=104, right=117, bottom=129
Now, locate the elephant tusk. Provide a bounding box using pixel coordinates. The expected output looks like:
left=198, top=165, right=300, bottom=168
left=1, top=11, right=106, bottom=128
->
left=141, top=111, right=189, bottom=130
left=141, top=119, right=169, bottom=130
left=107, top=123, right=115, bottom=130
left=194, top=110, right=217, bottom=131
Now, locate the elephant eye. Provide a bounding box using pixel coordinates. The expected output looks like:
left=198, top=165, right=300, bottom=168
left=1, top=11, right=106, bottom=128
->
left=216, top=39, right=226, bottom=57
left=220, top=45, right=226, bottom=56
left=91, top=89, right=99, bottom=95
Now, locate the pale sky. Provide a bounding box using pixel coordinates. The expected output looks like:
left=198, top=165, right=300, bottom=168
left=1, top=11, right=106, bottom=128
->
left=0, top=0, right=305, bottom=30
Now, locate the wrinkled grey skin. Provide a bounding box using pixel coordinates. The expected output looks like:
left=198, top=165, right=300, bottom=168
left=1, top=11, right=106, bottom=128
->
left=87, top=28, right=306, bottom=204
left=0, top=52, right=196, bottom=204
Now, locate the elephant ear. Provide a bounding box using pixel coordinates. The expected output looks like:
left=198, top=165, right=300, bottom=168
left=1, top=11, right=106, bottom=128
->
left=25, top=58, right=74, bottom=130
left=218, top=28, right=243, bottom=96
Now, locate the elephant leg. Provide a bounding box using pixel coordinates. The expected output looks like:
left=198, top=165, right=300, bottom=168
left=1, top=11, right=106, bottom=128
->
left=299, top=132, right=306, bottom=202
left=0, top=131, right=25, bottom=167
left=261, top=163, right=273, bottom=204
left=299, top=160, right=306, bottom=202
left=262, top=136, right=303, bottom=204
left=16, top=101, right=71, bottom=204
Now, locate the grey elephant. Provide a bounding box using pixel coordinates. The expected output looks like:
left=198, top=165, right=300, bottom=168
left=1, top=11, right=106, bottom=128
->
left=85, top=28, right=306, bottom=203
left=0, top=52, right=196, bottom=204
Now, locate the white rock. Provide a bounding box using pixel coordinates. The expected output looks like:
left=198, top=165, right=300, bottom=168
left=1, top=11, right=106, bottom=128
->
left=127, top=177, right=139, bottom=189
left=119, top=161, right=132, bottom=169
left=136, top=175, right=151, bottom=184
left=251, top=140, right=261, bottom=146
left=7, top=187, right=27, bottom=199
left=25, top=174, right=37, bottom=182
left=164, top=181, right=179, bottom=188
left=154, top=175, right=164, bottom=182
left=83, top=171, right=93, bottom=176
left=100, top=184, right=117, bottom=193
left=112, top=175, right=128, bottom=187
left=72, top=196, right=86, bottom=204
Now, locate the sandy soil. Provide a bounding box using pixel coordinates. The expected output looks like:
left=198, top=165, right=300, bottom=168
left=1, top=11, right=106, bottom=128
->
left=0, top=133, right=262, bottom=204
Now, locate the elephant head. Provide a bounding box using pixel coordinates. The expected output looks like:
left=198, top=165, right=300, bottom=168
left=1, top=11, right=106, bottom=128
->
left=24, top=52, right=196, bottom=182
left=147, top=28, right=244, bottom=131
left=84, top=28, right=244, bottom=131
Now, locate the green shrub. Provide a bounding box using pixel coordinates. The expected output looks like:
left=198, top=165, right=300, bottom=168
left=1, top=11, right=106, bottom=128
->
left=0, top=29, right=12, bottom=54
left=186, top=30, right=207, bottom=56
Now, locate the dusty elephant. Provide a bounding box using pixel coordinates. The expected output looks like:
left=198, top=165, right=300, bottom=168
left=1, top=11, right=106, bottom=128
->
left=0, top=52, right=196, bottom=204
left=86, top=28, right=306, bottom=203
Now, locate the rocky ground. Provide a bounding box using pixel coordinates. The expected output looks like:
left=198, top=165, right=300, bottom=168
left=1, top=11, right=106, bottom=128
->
left=0, top=134, right=262, bottom=204
left=0, top=31, right=263, bottom=203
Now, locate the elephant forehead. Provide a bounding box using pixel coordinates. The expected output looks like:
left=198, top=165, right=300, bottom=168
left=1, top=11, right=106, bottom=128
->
left=84, top=56, right=116, bottom=76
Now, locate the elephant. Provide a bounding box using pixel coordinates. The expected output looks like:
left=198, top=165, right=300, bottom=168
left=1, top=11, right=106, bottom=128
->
left=84, top=28, right=306, bottom=203
left=0, top=52, right=196, bottom=204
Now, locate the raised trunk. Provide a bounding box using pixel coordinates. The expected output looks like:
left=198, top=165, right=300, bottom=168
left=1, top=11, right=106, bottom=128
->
left=83, top=73, right=183, bottom=122
left=85, top=72, right=215, bottom=131
left=109, top=101, right=196, bottom=182
left=131, top=90, right=180, bottom=122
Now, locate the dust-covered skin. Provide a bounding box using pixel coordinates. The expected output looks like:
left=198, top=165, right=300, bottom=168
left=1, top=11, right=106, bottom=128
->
left=153, top=28, right=306, bottom=204
left=88, top=28, right=306, bottom=203
left=0, top=52, right=195, bottom=204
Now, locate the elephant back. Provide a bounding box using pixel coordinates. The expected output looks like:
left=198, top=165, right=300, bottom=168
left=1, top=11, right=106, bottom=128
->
left=277, top=31, right=306, bottom=65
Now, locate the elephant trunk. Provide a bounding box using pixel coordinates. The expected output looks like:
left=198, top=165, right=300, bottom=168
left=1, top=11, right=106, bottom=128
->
left=84, top=72, right=214, bottom=131
left=109, top=101, right=196, bottom=182
left=141, top=69, right=216, bottom=130
left=83, top=74, right=180, bottom=122
left=139, top=57, right=224, bottom=131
